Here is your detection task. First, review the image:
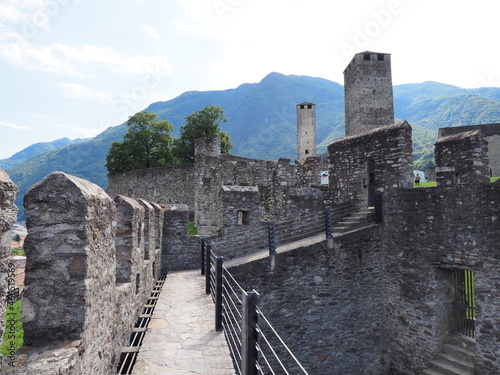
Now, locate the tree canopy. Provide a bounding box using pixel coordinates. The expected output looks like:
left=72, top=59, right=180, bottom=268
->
left=173, top=105, right=232, bottom=164
left=105, top=111, right=174, bottom=175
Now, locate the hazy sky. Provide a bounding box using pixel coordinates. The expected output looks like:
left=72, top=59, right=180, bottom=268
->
left=0, top=0, right=499, bottom=159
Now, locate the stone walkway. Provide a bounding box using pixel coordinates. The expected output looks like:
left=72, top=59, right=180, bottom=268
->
left=131, top=270, right=236, bottom=375
left=131, top=232, right=340, bottom=374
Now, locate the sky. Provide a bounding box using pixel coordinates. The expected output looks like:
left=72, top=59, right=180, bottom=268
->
left=0, top=0, right=499, bottom=159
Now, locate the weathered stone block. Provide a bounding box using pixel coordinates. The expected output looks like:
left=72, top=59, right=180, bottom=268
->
left=22, top=172, right=117, bottom=373
left=435, top=130, right=489, bottom=186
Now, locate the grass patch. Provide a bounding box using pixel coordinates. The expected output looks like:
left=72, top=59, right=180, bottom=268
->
left=10, top=247, right=25, bottom=256
left=414, top=181, right=436, bottom=188
left=1, top=299, right=23, bottom=357
left=414, top=177, right=499, bottom=188
left=188, top=221, right=198, bottom=236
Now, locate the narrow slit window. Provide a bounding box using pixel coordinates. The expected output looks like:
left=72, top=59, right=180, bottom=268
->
left=237, top=210, right=249, bottom=225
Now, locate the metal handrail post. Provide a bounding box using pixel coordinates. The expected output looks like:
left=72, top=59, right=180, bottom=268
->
left=325, top=206, right=333, bottom=238
left=215, top=256, right=223, bottom=331
left=201, top=237, right=206, bottom=275
left=242, top=290, right=260, bottom=375
left=205, top=241, right=211, bottom=295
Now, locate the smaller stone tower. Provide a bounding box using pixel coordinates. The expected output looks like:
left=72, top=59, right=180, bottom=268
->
left=343, top=51, right=394, bottom=136
left=296, top=102, right=316, bottom=162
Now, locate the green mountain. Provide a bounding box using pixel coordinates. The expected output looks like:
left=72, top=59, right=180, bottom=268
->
left=3, top=73, right=500, bottom=219
left=0, top=137, right=89, bottom=171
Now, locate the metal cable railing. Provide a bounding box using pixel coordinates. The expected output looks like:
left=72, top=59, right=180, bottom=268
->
left=199, top=202, right=383, bottom=374
left=275, top=211, right=326, bottom=245
left=256, top=308, right=309, bottom=374
left=203, top=240, right=310, bottom=375
left=211, top=225, right=270, bottom=259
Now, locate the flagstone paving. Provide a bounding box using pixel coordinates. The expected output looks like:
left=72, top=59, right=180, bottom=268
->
left=131, top=270, right=236, bottom=375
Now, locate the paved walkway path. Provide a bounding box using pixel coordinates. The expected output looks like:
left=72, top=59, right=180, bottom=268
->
left=132, top=270, right=236, bottom=375
left=131, top=230, right=359, bottom=374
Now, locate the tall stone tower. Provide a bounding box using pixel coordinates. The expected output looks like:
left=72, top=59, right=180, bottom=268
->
left=296, top=102, right=316, bottom=162
left=343, top=51, right=394, bottom=136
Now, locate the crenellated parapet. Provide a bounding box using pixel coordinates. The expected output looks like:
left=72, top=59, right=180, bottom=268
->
left=2, top=172, right=174, bottom=374
left=435, top=129, right=490, bottom=186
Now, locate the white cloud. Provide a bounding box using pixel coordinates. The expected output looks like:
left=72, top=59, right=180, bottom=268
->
left=142, top=25, right=162, bottom=41
left=0, top=121, right=31, bottom=130
left=0, top=0, right=45, bottom=23
left=59, top=83, right=113, bottom=101
left=0, top=30, right=173, bottom=76
left=31, top=113, right=52, bottom=119
left=51, top=123, right=102, bottom=138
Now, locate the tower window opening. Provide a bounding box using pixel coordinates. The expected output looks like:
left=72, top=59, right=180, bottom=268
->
left=377, top=54, right=384, bottom=61
left=300, top=105, right=305, bottom=109
left=307, top=104, right=312, bottom=109
left=305, top=150, right=309, bottom=154
left=364, top=53, right=371, bottom=60
left=237, top=210, right=249, bottom=225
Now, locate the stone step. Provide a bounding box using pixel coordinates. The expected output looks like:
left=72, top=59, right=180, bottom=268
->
left=434, top=351, right=473, bottom=373
left=450, top=335, right=476, bottom=352
left=332, top=226, right=350, bottom=233
left=443, top=343, right=475, bottom=363
left=428, top=359, right=473, bottom=375
left=423, top=369, right=447, bottom=375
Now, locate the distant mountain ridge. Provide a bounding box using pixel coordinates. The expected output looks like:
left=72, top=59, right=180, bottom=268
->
left=0, top=137, right=89, bottom=171
left=2, top=73, right=500, bottom=219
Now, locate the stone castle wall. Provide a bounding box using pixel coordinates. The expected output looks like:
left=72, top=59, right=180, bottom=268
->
left=382, top=182, right=500, bottom=375
left=439, top=123, right=500, bottom=177
left=435, top=129, right=490, bottom=185
left=228, top=227, right=384, bottom=375
left=108, top=137, right=326, bottom=238
left=328, top=121, right=413, bottom=206
left=220, top=125, right=499, bottom=375
left=1, top=172, right=187, bottom=374
left=107, top=163, right=195, bottom=207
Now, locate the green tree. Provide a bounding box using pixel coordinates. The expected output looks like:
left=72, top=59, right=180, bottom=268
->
left=173, top=105, right=232, bottom=164
left=106, top=111, right=174, bottom=175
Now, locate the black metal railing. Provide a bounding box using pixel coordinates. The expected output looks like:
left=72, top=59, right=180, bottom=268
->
left=274, top=210, right=326, bottom=246
left=200, top=202, right=383, bottom=374
left=205, top=203, right=381, bottom=268
left=117, top=275, right=167, bottom=374
left=203, top=239, right=309, bottom=375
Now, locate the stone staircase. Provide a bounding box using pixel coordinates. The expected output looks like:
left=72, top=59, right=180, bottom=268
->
left=422, top=336, right=475, bottom=375
left=332, top=207, right=376, bottom=233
